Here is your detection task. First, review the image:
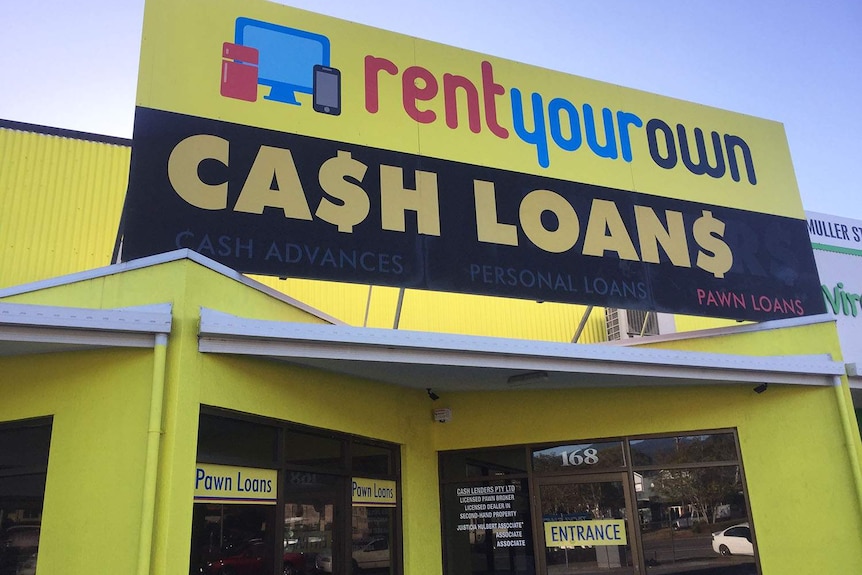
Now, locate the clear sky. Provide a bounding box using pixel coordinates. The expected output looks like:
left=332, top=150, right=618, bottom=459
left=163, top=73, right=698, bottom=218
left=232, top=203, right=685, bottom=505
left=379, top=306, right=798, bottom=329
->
left=2, top=0, right=860, bottom=219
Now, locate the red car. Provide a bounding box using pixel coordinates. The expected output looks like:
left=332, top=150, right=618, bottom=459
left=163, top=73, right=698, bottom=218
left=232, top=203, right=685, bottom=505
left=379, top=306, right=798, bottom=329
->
left=201, top=539, right=310, bottom=575
left=282, top=549, right=310, bottom=575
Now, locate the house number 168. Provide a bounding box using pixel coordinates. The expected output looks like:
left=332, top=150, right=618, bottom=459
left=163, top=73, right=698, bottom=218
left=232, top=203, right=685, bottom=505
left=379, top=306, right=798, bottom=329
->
left=560, top=448, right=599, bottom=466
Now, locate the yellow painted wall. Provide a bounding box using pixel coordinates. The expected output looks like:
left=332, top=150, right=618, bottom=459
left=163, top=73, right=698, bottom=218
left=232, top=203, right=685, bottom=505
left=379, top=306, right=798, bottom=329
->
left=0, top=348, right=154, bottom=575
left=672, top=313, right=745, bottom=333
left=182, top=305, right=862, bottom=574
left=635, top=318, right=838, bottom=357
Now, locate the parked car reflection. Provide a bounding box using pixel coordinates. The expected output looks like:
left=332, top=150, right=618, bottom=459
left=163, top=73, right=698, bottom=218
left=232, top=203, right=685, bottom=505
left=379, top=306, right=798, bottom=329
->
left=201, top=538, right=267, bottom=575
left=314, top=537, right=390, bottom=573
left=672, top=511, right=705, bottom=530
left=352, top=537, right=390, bottom=571
left=711, top=523, right=754, bottom=556
left=0, top=525, right=40, bottom=575
left=15, top=554, right=36, bottom=575
left=282, top=537, right=319, bottom=575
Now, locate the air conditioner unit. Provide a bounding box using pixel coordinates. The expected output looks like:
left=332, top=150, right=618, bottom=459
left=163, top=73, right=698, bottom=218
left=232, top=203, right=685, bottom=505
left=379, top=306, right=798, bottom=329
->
left=605, top=308, right=667, bottom=340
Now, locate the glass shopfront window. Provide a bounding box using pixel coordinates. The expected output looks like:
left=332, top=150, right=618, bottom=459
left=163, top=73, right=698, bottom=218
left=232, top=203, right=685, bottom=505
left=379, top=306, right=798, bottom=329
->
left=283, top=473, right=340, bottom=574
left=191, top=409, right=401, bottom=575
left=0, top=418, right=51, bottom=575
left=532, top=441, right=626, bottom=473
left=284, top=429, right=344, bottom=470
left=629, top=434, right=737, bottom=466
left=440, top=447, right=535, bottom=575
left=537, top=476, right=635, bottom=574
left=351, top=506, right=395, bottom=574
left=197, top=413, right=280, bottom=466
left=190, top=503, right=277, bottom=575
left=440, top=430, right=758, bottom=575
left=352, top=441, right=393, bottom=476
left=632, top=434, right=754, bottom=575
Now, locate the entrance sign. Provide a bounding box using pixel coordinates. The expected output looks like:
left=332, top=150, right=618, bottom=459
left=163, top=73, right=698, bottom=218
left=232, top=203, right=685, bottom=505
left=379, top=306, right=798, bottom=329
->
left=122, top=0, right=825, bottom=321
left=544, top=520, right=628, bottom=547
left=194, top=463, right=278, bottom=504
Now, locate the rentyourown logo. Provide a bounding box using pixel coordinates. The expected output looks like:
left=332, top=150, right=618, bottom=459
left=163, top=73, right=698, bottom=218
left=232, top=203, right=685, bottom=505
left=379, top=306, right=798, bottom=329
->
left=220, top=17, right=341, bottom=115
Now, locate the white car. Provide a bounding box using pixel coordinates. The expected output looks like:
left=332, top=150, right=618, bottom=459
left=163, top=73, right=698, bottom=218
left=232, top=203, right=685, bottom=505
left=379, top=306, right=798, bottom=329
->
left=711, top=523, right=754, bottom=556
left=314, top=538, right=390, bottom=573
left=315, top=550, right=332, bottom=573
left=16, top=553, right=37, bottom=575
left=352, top=537, right=390, bottom=570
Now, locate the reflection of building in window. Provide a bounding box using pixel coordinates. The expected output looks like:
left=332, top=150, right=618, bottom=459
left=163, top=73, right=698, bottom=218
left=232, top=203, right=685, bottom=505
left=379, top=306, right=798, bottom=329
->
left=284, top=502, right=333, bottom=553
left=190, top=504, right=275, bottom=575
left=351, top=507, right=393, bottom=572
left=633, top=433, right=755, bottom=573
left=0, top=419, right=51, bottom=575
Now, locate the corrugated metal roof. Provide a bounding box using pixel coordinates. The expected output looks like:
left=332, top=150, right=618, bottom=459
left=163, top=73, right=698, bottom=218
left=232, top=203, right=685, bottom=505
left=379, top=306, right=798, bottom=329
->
left=0, top=122, right=130, bottom=288
left=248, top=276, right=612, bottom=343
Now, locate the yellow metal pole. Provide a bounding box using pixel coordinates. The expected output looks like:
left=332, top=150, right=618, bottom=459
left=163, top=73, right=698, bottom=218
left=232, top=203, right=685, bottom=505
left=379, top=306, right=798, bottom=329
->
left=137, top=333, right=168, bottom=575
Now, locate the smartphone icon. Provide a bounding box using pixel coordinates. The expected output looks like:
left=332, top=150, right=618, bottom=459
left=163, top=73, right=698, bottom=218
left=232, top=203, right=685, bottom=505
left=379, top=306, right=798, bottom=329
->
left=313, top=65, right=341, bottom=115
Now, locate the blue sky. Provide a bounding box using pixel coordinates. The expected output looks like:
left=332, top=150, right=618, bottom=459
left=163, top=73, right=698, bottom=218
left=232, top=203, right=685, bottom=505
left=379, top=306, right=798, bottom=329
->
left=2, top=0, right=860, bottom=219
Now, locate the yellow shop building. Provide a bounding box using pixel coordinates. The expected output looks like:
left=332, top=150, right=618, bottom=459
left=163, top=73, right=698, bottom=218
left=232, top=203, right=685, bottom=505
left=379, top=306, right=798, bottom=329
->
left=1, top=1, right=861, bottom=575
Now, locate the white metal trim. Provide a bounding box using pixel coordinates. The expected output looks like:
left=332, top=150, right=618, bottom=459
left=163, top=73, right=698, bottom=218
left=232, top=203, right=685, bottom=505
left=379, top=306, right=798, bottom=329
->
left=602, top=313, right=836, bottom=346
left=0, top=325, right=162, bottom=349
left=0, top=302, right=172, bottom=333
left=199, top=308, right=844, bottom=389
left=0, top=302, right=173, bottom=353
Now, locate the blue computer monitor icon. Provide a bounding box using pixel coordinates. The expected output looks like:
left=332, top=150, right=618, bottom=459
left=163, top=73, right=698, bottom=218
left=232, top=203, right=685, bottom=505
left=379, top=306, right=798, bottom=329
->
left=235, top=17, right=331, bottom=106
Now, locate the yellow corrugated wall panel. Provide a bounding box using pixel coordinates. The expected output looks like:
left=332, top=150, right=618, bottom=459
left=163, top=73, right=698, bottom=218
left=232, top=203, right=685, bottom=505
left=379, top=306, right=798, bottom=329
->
left=673, top=313, right=746, bottom=332
left=250, top=275, right=610, bottom=342
left=0, top=126, right=130, bottom=287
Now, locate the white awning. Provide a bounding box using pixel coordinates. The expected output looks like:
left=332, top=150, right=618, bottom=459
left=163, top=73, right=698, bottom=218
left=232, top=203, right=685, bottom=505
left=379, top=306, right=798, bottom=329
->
left=198, top=308, right=845, bottom=392
left=0, top=302, right=172, bottom=356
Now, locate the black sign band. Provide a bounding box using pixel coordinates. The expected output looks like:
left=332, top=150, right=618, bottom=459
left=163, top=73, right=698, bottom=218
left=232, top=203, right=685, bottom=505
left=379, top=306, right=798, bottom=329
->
left=121, top=107, right=825, bottom=321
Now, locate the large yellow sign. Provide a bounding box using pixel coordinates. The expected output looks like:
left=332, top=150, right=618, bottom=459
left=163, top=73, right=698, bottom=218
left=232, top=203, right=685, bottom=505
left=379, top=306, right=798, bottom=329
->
left=124, top=0, right=825, bottom=322
left=137, top=0, right=799, bottom=217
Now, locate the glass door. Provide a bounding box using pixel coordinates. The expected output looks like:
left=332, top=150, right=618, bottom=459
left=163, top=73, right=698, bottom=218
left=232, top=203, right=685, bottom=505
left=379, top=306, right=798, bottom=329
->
left=283, top=472, right=341, bottom=574
left=535, top=474, right=638, bottom=575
